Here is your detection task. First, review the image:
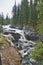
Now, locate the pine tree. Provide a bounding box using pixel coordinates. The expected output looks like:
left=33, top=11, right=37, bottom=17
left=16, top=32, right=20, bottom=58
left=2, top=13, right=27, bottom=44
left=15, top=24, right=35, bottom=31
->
left=6, top=14, right=10, bottom=25
left=37, top=2, right=43, bottom=35
left=17, top=4, right=20, bottom=25
left=0, top=14, right=2, bottom=24
left=1, top=13, right=4, bottom=25
left=0, top=13, right=4, bottom=25
left=29, top=0, right=38, bottom=29
left=12, top=1, right=17, bottom=25
left=21, top=0, right=29, bottom=26
left=29, top=0, right=33, bottom=26
left=32, top=0, right=38, bottom=28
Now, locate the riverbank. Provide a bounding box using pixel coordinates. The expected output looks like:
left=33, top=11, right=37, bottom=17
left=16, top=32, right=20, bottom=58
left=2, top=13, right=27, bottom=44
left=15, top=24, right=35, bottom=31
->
left=0, top=43, right=22, bottom=65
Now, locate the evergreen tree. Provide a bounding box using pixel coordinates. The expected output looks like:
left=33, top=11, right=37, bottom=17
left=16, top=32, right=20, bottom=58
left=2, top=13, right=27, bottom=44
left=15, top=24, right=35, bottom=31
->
left=1, top=13, right=4, bottom=25
left=0, top=14, right=2, bottom=24
left=21, top=0, right=29, bottom=26
left=32, top=0, right=38, bottom=28
left=38, top=0, right=43, bottom=3
left=20, top=4, right=23, bottom=26
left=29, top=0, right=38, bottom=29
left=17, top=4, right=20, bottom=25
left=12, top=1, right=17, bottom=25
left=6, top=14, right=10, bottom=25
left=0, top=13, right=4, bottom=25
left=29, top=0, right=33, bottom=26
left=18, top=5, right=22, bottom=25
left=37, top=2, right=43, bottom=35
left=42, top=0, right=43, bottom=2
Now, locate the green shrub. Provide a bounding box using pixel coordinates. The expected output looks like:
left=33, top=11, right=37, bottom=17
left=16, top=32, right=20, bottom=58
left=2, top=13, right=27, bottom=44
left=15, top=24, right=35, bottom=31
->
left=30, top=42, right=43, bottom=64
left=0, top=38, right=7, bottom=46
left=0, top=25, right=3, bottom=33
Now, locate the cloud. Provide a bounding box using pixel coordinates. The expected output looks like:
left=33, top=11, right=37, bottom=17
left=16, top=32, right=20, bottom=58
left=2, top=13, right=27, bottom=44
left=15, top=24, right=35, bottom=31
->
left=0, top=0, right=15, bottom=18
left=0, top=0, right=29, bottom=18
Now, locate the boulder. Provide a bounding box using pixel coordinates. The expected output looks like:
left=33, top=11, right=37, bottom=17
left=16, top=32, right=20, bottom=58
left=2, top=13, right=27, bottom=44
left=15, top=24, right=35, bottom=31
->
left=39, top=34, right=43, bottom=42
left=11, top=33, right=21, bottom=42
left=0, top=43, right=22, bottom=65
left=24, top=28, right=37, bottom=40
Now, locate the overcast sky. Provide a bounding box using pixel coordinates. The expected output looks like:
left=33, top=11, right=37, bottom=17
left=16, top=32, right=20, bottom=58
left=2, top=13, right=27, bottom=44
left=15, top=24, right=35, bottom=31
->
left=0, top=0, right=29, bottom=18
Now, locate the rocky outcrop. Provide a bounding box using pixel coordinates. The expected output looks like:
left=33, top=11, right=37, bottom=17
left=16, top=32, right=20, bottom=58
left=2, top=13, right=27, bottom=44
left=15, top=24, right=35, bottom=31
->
left=0, top=43, right=22, bottom=65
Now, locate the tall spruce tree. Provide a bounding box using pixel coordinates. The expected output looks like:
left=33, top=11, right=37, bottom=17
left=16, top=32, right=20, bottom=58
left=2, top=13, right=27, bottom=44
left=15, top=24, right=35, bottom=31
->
left=1, top=13, right=4, bottom=25
left=12, top=1, right=17, bottom=25
left=32, top=0, right=38, bottom=28
left=37, top=2, right=43, bottom=35
left=17, top=4, right=20, bottom=25
left=29, top=0, right=33, bottom=26
left=0, top=15, right=1, bottom=24
left=29, top=0, right=38, bottom=29
left=0, top=13, right=4, bottom=25
left=37, top=0, right=43, bottom=3
left=21, top=0, right=29, bottom=26
left=6, top=14, right=10, bottom=25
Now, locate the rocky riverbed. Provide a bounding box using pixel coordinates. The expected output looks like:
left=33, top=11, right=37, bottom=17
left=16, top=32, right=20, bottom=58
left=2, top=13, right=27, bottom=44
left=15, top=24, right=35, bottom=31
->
left=2, top=25, right=39, bottom=65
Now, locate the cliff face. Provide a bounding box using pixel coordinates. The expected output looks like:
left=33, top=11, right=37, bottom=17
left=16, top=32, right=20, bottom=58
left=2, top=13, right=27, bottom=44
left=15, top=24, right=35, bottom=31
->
left=0, top=43, right=22, bottom=65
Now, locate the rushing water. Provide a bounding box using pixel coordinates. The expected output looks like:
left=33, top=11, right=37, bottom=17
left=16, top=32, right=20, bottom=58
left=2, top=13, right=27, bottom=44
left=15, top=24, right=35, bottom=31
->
left=3, top=25, right=37, bottom=65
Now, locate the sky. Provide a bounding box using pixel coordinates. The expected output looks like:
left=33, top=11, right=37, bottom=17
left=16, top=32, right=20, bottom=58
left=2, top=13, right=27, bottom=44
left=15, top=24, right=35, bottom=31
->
left=0, top=0, right=29, bottom=18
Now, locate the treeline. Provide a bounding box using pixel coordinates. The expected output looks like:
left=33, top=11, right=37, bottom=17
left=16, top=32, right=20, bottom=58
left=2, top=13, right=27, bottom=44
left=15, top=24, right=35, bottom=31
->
left=0, top=13, right=10, bottom=25
left=0, top=0, right=43, bottom=35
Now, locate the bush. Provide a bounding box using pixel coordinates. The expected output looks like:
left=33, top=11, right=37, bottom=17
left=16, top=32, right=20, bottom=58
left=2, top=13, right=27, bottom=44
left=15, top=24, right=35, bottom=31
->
left=30, top=42, right=43, bottom=64
left=0, top=25, right=3, bottom=33
left=0, top=38, right=8, bottom=46
left=0, top=33, right=8, bottom=46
